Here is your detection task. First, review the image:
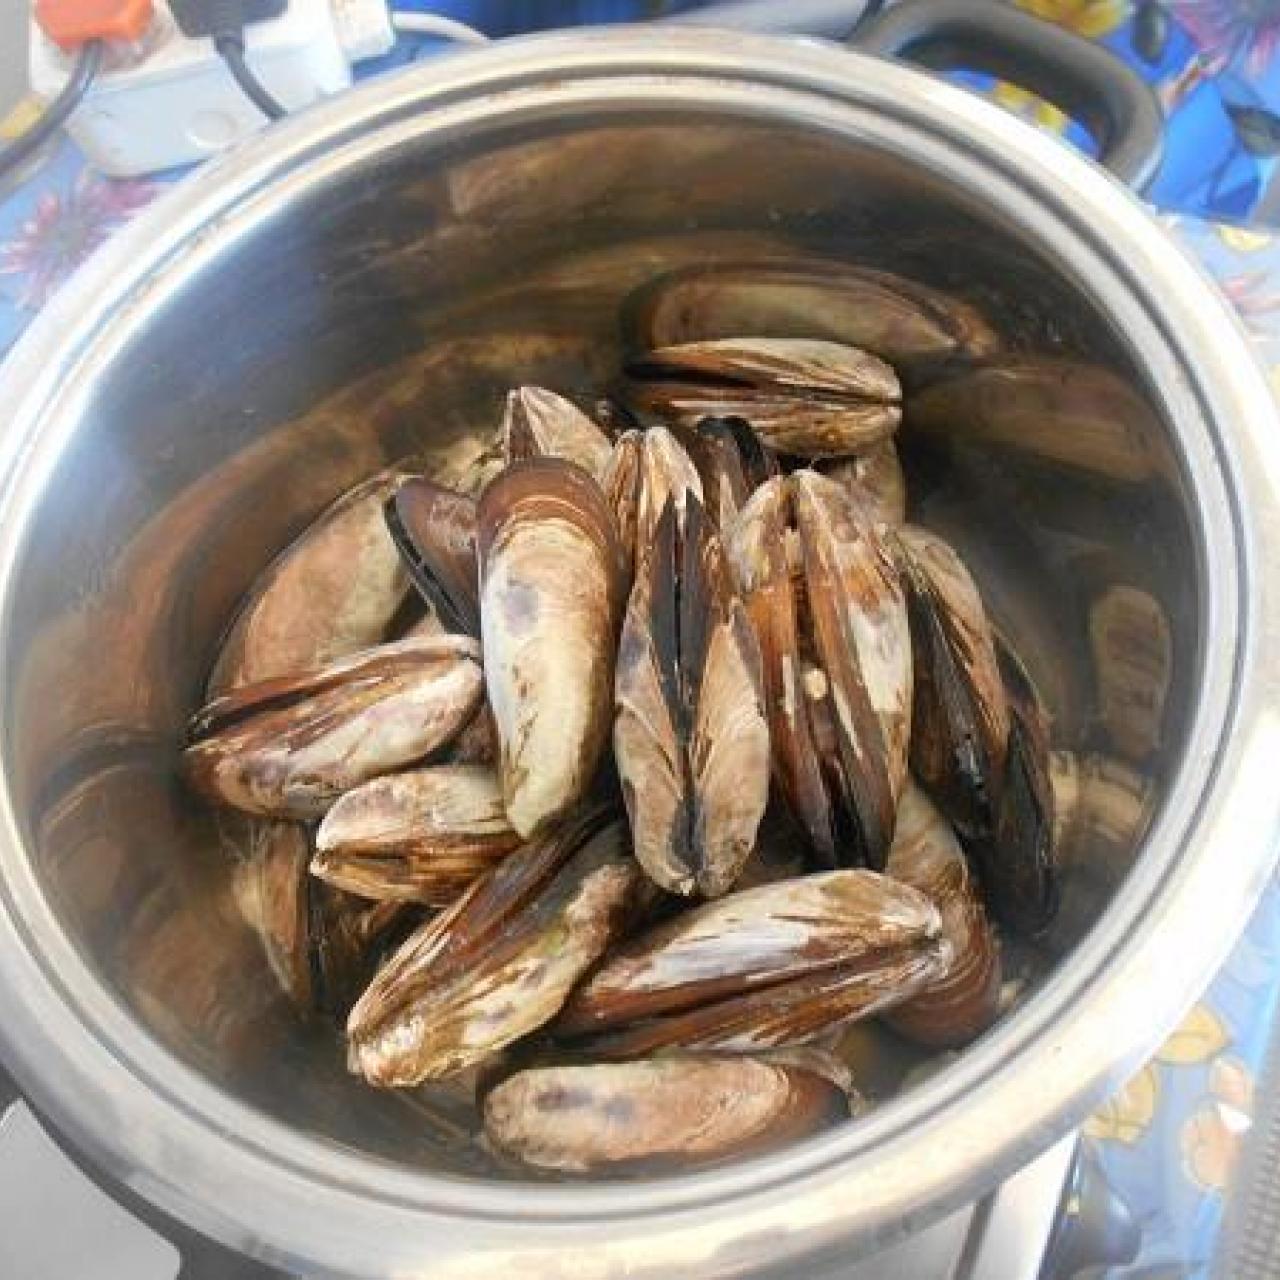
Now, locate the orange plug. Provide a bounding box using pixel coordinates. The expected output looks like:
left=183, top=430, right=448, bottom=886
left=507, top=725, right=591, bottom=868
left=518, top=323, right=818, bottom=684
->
left=35, top=0, right=154, bottom=49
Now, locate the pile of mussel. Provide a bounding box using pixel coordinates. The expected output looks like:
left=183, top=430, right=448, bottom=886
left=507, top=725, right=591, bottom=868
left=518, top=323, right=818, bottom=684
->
left=185, top=262, right=1073, bottom=1177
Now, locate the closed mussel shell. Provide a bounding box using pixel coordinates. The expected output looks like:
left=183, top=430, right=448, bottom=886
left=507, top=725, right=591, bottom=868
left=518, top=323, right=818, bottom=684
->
left=971, top=641, right=1058, bottom=936
left=478, top=460, right=624, bottom=838
left=627, top=338, right=902, bottom=460
left=210, top=472, right=412, bottom=691
left=384, top=477, right=480, bottom=636
left=625, top=259, right=1000, bottom=366
left=347, top=813, right=640, bottom=1085
left=502, top=386, right=614, bottom=480
left=312, top=764, right=522, bottom=905
left=483, top=1056, right=850, bottom=1174
left=556, top=870, right=947, bottom=1054
left=896, top=525, right=1009, bottom=839
left=185, top=635, right=484, bottom=819
left=884, top=784, right=1001, bottom=1048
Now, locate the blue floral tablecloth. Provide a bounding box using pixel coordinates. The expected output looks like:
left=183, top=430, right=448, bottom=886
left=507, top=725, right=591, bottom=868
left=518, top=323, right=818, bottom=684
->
left=5, top=3, right=1280, bottom=1277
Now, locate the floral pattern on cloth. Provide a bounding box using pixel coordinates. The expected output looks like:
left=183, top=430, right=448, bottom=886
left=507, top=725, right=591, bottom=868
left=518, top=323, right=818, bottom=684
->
left=6, top=7, right=1280, bottom=1279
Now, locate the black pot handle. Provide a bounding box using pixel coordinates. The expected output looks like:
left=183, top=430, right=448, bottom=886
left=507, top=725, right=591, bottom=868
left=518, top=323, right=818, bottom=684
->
left=851, top=0, right=1164, bottom=190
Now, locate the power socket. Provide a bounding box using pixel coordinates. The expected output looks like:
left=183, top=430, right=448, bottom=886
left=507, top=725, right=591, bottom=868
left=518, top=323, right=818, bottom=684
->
left=28, top=0, right=395, bottom=176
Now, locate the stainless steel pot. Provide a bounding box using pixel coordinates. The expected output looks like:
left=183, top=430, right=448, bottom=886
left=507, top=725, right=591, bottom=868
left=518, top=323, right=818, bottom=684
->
left=1, top=25, right=1279, bottom=1280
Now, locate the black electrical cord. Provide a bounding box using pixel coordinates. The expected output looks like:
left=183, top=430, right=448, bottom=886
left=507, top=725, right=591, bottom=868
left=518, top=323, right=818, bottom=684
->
left=215, top=33, right=286, bottom=120
left=0, top=39, right=103, bottom=183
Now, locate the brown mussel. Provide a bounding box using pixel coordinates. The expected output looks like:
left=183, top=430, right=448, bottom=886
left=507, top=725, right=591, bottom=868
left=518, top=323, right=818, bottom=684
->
left=614, top=488, right=770, bottom=897
left=231, top=819, right=411, bottom=1016
left=347, top=811, right=641, bottom=1085
left=478, top=459, right=625, bottom=838
left=894, top=525, right=1009, bottom=839
left=969, top=642, right=1059, bottom=936
left=185, top=635, right=483, bottom=819
left=312, top=764, right=522, bottom=905
left=384, top=477, right=480, bottom=637
left=556, top=870, right=947, bottom=1055
left=884, top=784, right=1001, bottom=1049
left=906, top=356, right=1172, bottom=484
left=1046, top=750, right=1153, bottom=950
left=819, top=441, right=907, bottom=529
left=601, top=425, right=704, bottom=573
left=1087, top=584, right=1173, bottom=763
left=483, top=1055, right=850, bottom=1174
left=627, top=338, right=902, bottom=460
left=625, top=259, right=1000, bottom=366
left=727, top=470, right=912, bottom=869
left=210, top=473, right=412, bottom=691
left=685, top=415, right=778, bottom=533
left=502, top=386, right=614, bottom=480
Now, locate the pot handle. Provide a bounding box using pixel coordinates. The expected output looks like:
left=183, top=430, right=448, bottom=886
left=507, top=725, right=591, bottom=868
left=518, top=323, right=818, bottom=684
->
left=850, top=0, right=1163, bottom=190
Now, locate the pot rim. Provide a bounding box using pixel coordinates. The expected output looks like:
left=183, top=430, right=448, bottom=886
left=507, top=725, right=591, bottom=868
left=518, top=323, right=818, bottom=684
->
left=0, top=26, right=1278, bottom=1279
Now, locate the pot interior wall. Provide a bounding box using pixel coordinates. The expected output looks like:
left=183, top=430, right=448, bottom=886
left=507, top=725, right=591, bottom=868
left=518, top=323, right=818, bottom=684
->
left=0, top=113, right=1198, bottom=1177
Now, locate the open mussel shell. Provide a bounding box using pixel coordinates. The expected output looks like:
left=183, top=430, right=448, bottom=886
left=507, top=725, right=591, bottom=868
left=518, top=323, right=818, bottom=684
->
left=729, top=471, right=912, bottom=869
left=185, top=635, right=484, bottom=819
left=556, top=870, right=947, bottom=1054
left=483, top=1055, right=850, bottom=1175
left=627, top=338, right=902, bottom=460
left=478, top=459, right=625, bottom=838
left=883, top=784, right=1001, bottom=1049
left=895, top=525, right=1009, bottom=839
left=818, top=441, right=907, bottom=529
left=210, top=472, right=412, bottom=692
left=502, top=386, right=614, bottom=480
left=614, top=492, right=770, bottom=898
left=624, top=259, right=1000, bottom=366
left=906, top=356, right=1173, bottom=484
left=384, top=477, right=480, bottom=637
left=347, top=813, right=641, bottom=1085
left=312, top=764, right=522, bottom=905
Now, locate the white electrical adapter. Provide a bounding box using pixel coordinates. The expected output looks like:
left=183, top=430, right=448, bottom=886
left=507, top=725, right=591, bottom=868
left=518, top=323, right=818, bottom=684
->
left=28, top=0, right=395, bottom=176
